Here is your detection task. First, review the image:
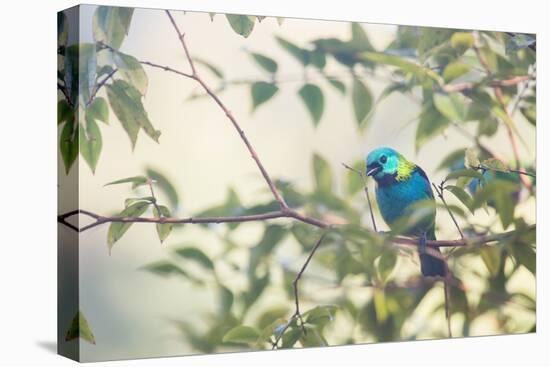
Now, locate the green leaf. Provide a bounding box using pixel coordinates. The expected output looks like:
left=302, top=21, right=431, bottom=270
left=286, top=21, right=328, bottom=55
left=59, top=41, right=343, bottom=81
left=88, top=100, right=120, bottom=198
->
left=146, top=168, right=179, bottom=209
left=59, top=116, right=78, bottom=174
left=219, top=285, right=234, bottom=313
left=480, top=246, right=501, bottom=276
left=304, top=305, right=338, bottom=326
left=443, top=62, right=471, bottom=82
left=276, top=37, right=309, bottom=65
left=415, top=103, right=448, bottom=151
left=481, top=158, right=507, bottom=172
left=251, top=82, right=279, bottom=111
left=65, top=311, right=95, bottom=344
left=174, top=247, right=214, bottom=270
left=477, top=117, right=498, bottom=137
left=92, top=6, right=134, bottom=49
left=345, top=160, right=364, bottom=196
left=450, top=32, right=474, bottom=51
left=377, top=250, right=397, bottom=282
left=141, top=261, right=187, bottom=277
left=465, top=148, right=481, bottom=168
left=433, top=93, right=467, bottom=121
left=250, top=52, right=278, bottom=74
left=222, top=325, right=260, bottom=344
left=153, top=205, right=172, bottom=243
left=511, top=244, right=536, bottom=274
left=107, top=80, right=160, bottom=148
left=226, top=15, right=255, bottom=38
left=326, top=78, right=346, bottom=95
left=520, top=105, right=536, bottom=125
left=445, top=185, right=473, bottom=214
left=105, top=175, right=148, bottom=187
left=298, top=84, right=324, bottom=126
left=352, top=78, right=373, bottom=126
left=80, top=115, right=103, bottom=173
left=58, top=100, right=73, bottom=125
left=312, top=154, right=333, bottom=193
left=113, top=51, right=148, bottom=95
left=359, top=52, right=442, bottom=87
left=87, top=97, right=109, bottom=124
left=107, top=201, right=150, bottom=250
left=193, top=58, right=224, bottom=79
left=445, top=169, right=483, bottom=181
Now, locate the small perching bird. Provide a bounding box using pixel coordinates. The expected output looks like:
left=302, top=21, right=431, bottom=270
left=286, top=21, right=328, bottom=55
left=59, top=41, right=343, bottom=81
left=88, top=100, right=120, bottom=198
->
left=366, top=147, right=446, bottom=277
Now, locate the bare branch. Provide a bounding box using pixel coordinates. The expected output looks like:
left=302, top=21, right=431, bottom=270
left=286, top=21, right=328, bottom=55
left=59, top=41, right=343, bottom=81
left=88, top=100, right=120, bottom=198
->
left=164, top=10, right=288, bottom=210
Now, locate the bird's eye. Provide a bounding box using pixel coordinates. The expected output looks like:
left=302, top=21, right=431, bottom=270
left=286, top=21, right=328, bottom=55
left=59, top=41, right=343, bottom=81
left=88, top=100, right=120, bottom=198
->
left=380, top=155, right=387, bottom=164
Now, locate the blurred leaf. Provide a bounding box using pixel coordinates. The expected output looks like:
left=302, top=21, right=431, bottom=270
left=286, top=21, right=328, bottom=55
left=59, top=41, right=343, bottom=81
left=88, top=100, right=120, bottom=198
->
left=350, top=23, right=374, bottom=51
left=257, top=306, right=290, bottom=329
left=153, top=205, right=172, bottom=243
left=359, top=52, right=442, bottom=87
left=105, top=175, right=148, bottom=187
left=377, top=250, right=397, bottom=282
left=107, top=80, right=160, bottom=148
left=309, top=49, right=327, bottom=69
left=222, top=325, right=260, bottom=344
left=219, top=285, right=234, bottom=314
left=174, top=247, right=214, bottom=270
left=249, top=225, right=286, bottom=275
left=436, top=148, right=466, bottom=172
left=465, top=148, right=481, bottom=168
left=445, top=185, right=473, bottom=214
left=80, top=115, right=103, bottom=173
left=250, top=52, right=278, bottom=74
left=59, top=116, right=78, bottom=174
left=304, top=305, right=337, bottom=327
left=251, top=82, right=279, bottom=111
left=276, top=37, right=309, bottom=65
left=107, top=201, right=150, bottom=250
left=326, top=78, right=346, bottom=95
left=226, top=15, right=255, bottom=38
left=481, top=158, right=507, bottom=171
left=415, top=102, right=448, bottom=151
left=433, top=93, right=467, bottom=122
left=345, top=160, right=365, bottom=196
left=113, top=51, right=148, bottom=95
left=443, top=62, right=471, bottom=82
left=298, top=84, right=324, bottom=126
left=450, top=32, right=474, bottom=51
left=352, top=78, right=373, bottom=126
left=65, top=311, right=95, bottom=344
left=92, top=6, right=134, bottom=49
left=477, top=117, right=498, bottom=137
left=445, top=169, right=483, bottom=181
left=300, top=326, right=327, bottom=347
left=312, top=153, right=333, bottom=193
left=87, top=97, right=109, bottom=124
left=141, top=260, right=187, bottom=277
left=64, top=44, right=97, bottom=105
left=193, top=58, right=224, bottom=79
left=146, top=168, right=179, bottom=209
left=58, top=12, right=68, bottom=46
left=480, top=246, right=501, bottom=276
left=520, top=105, right=536, bottom=125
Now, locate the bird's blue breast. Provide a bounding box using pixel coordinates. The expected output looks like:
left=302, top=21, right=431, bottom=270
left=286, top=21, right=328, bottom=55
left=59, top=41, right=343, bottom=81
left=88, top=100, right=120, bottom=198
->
left=375, top=169, right=435, bottom=236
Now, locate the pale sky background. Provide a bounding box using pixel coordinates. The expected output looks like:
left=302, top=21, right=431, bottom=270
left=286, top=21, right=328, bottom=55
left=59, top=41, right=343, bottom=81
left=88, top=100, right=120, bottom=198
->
left=58, top=4, right=535, bottom=361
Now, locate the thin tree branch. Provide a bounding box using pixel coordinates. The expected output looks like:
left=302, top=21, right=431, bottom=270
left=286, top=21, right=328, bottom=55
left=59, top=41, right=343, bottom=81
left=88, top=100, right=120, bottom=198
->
left=432, top=182, right=464, bottom=239
left=87, top=68, right=118, bottom=106
left=164, top=10, right=288, bottom=210
left=442, top=75, right=532, bottom=93
left=273, top=233, right=328, bottom=349
left=473, top=44, right=530, bottom=186
left=60, top=209, right=534, bottom=249
left=342, top=163, right=378, bottom=231
left=57, top=83, right=72, bottom=107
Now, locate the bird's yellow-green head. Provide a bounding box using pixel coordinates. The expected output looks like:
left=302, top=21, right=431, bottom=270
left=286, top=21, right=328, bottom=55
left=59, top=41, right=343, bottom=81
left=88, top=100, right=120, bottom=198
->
left=366, top=147, right=415, bottom=182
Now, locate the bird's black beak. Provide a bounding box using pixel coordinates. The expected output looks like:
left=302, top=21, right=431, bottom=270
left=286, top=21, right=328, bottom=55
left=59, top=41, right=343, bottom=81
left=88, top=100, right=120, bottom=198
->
left=366, top=163, right=382, bottom=177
